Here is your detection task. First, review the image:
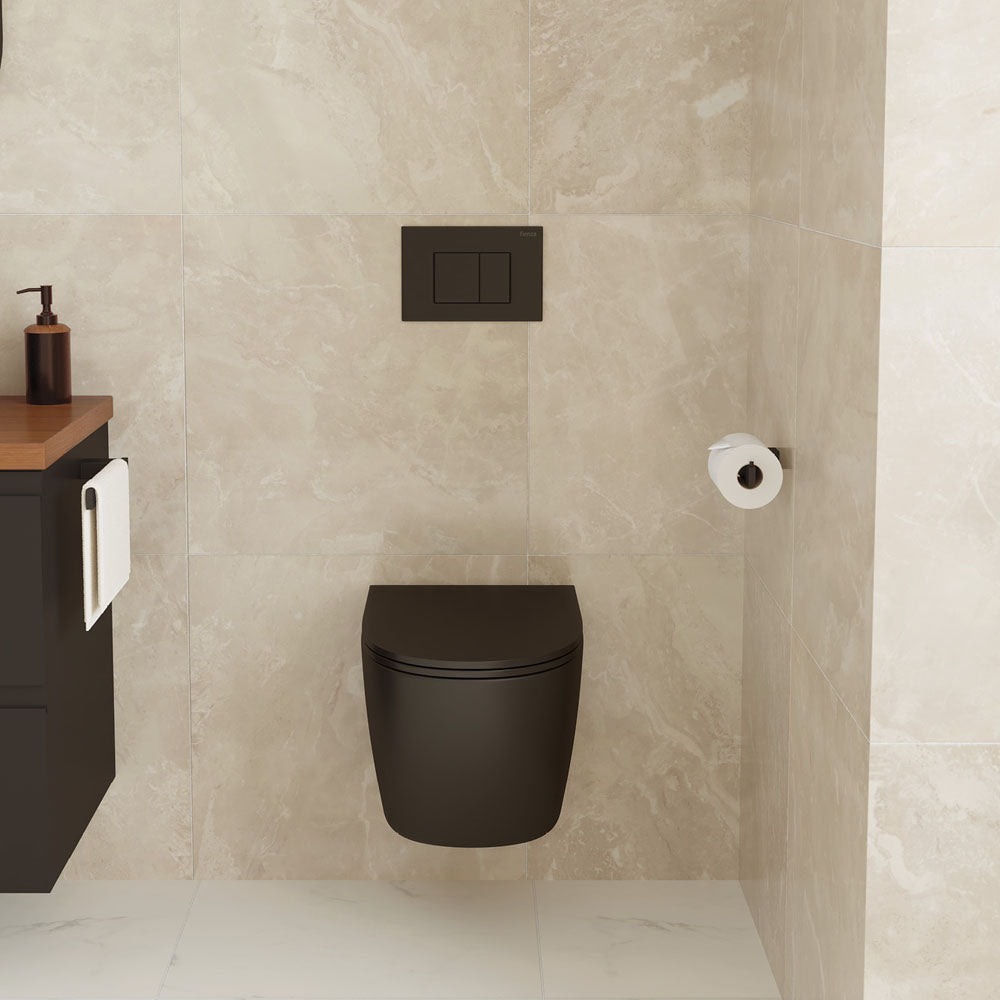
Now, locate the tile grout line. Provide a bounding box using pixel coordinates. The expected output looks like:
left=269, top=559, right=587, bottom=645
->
left=783, top=154, right=803, bottom=1000
left=154, top=879, right=201, bottom=1000
left=527, top=0, right=532, bottom=216
left=182, top=551, right=748, bottom=559
left=0, top=210, right=763, bottom=219
left=2, top=207, right=993, bottom=248
left=750, top=212, right=883, bottom=252
left=176, top=0, right=196, bottom=883
left=870, top=741, right=1000, bottom=747
left=530, top=879, right=547, bottom=998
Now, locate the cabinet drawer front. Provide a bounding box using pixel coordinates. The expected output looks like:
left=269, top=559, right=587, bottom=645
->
left=0, top=707, right=48, bottom=889
left=0, top=496, right=45, bottom=686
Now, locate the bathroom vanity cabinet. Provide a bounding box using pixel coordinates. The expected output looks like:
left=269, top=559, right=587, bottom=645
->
left=0, top=396, right=116, bottom=891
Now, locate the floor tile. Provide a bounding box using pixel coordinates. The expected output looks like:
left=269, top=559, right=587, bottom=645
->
left=161, top=881, right=541, bottom=999
left=0, top=880, right=197, bottom=999
left=535, top=881, right=779, bottom=999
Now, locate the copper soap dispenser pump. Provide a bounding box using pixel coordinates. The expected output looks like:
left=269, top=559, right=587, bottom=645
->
left=17, top=285, right=72, bottom=405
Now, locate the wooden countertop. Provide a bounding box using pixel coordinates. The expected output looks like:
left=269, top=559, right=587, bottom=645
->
left=0, top=396, right=114, bottom=470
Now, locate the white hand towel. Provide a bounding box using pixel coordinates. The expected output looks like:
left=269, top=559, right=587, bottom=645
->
left=81, top=458, right=131, bottom=631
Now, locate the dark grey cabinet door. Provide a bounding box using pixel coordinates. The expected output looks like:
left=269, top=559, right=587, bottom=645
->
left=0, top=496, right=44, bottom=686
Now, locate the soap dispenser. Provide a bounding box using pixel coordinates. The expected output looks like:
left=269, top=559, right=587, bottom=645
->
left=17, top=285, right=72, bottom=405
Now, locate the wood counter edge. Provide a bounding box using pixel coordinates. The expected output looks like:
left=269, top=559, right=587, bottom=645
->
left=0, top=397, right=114, bottom=471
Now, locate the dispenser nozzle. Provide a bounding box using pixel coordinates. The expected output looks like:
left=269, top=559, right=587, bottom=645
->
left=17, top=285, right=57, bottom=325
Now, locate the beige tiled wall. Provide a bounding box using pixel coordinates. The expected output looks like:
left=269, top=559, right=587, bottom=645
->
left=180, top=1, right=530, bottom=215
left=864, top=6, right=1000, bottom=993
left=872, top=250, right=1000, bottom=745
left=0, top=1, right=751, bottom=879
left=742, top=0, right=885, bottom=993
left=799, top=0, right=888, bottom=246
left=748, top=1, right=1000, bottom=996
left=530, top=0, right=751, bottom=214
left=787, top=636, right=870, bottom=1000
left=739, top=569, right=790, bottom=992
left=865, top=744, right=1000, bottom=1000
left=882, top=0, right=1000, bottom=246
left=529, top=555, right=743, bottom=879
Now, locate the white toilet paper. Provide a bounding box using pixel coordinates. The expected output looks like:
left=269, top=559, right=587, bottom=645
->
left=707, top=433, right=783, bottom=510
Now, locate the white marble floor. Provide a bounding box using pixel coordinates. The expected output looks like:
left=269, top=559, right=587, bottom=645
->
left=0, top=880, right=779, bottom=1000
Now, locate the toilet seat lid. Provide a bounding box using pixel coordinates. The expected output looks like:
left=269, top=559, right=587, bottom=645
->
left=362, top=585, right=583, bottom=671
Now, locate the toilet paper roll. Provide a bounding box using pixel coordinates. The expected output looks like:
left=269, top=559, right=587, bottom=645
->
left=707, top=433, right=783, bottom=510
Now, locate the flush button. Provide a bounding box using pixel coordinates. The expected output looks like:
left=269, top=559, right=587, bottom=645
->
left=479, top=252, right=511, bottom=304
left=434, top=252, right=479, bottom=303
left=402, top=226, right=542, bottom=321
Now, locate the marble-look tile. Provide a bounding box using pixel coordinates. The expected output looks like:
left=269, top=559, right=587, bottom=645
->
left=751, top=0, right=802, bottom=223
left=529, top=215, right=748, bottom=556
left=527, top=556, right=742, bottom=879
left=865, top=744, right=1000, bottom=1000
left=535, top=880, right=778, bottom=998
left=0, top=1, right=179, bottom=213
left=792, top=230, right=880, bottom=733
left=180, top=0, right=527, bottom=214
left=0, top=216, right=186, bottom=555
left=530, top=0, right=751, bottom=213
left=189, top=554, right=527, bottom=878
left=0, top=880, right=197, bottom=999
left=746, top=217, right=798, bottom=614
left=800, top=0, right=888, bottom=245
left=184, top=215, right=528, bottom=557
left=161, top=880, right=541, bottom=998
left=883, top=0, right=1000, bottom=245
left=787, top=636, right=869, bottom=1000
left=872, top=249, right=1000, bottom=742
left=739, top=567, right=790, bottom=996
left=62, top=557, right=192, bottom=880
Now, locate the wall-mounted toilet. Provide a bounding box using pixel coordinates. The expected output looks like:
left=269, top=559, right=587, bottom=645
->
left=362, top=585, right=583, bottom=848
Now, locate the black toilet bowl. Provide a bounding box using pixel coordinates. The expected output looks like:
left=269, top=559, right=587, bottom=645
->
left=361, top=585, right=584, bottom=848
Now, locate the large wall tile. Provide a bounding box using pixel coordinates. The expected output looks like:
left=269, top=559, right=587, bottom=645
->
left=0, top=1, right=180, bottom=213
left=751, top=0, right=802, bottom=223
left=530, top=0, right=751, bottom=213
left=883, top=0, right=1000, bottom=245
left=63, top=557, right=192, bottom=879
left=184, top=215, right=528, bottom=556
left=529, top=215, right=748, bottom=555
left=189, top=554, right=527, bottom=878
left=787, top=636, right=869, bottom=1000
left=526, top=555, right=742, bottom=879
left=739, top=567, right=790, bottom=995
left=872, top=250, right=1000, bottom=742
left=866, top=744, right=1000, bottom=1000
left=800, top=0, right=888, bottom=244
left=746, top=217, right=798, bottom=614
left=180, top=0, right=527, bottom=214
left=792, top=230, right=879, bottom=733
left=0, top=216, right=186, bottom=555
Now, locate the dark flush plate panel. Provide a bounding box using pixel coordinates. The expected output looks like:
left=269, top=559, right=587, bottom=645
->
left=402, top=226, right=542, bottom=321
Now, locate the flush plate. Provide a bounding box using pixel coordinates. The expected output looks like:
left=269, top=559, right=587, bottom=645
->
left=402, top=226, right=542, bottom=321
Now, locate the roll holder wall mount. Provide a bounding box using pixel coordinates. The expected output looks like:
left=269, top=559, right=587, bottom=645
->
left=737, top=447, right=782, bottom=492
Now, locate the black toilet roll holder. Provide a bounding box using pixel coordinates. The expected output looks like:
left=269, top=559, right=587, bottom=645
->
left=738, top=448, right=781, bottom=491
